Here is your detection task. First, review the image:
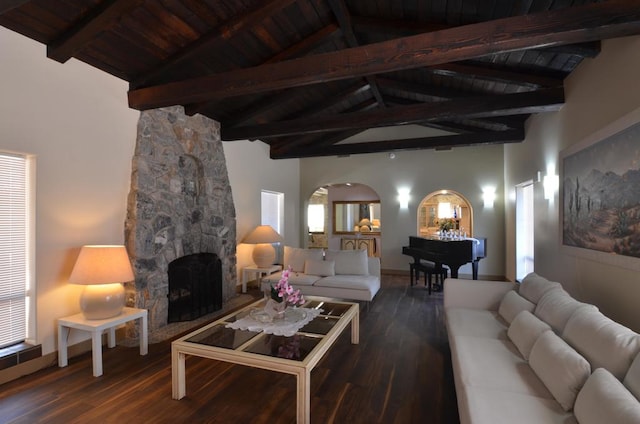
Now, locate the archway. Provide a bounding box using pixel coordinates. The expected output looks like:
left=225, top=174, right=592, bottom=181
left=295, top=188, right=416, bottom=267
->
left=305, top=183, right=381, bottom=256
left=417, top=189, right=474, bottom=237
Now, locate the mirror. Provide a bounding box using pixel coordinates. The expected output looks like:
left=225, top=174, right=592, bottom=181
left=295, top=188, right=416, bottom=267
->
left=417, top=190, right=473, bottom=237
left=333, top=201, right=381, bottom=234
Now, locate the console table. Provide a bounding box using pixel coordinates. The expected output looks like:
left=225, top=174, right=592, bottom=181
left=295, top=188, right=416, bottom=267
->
left=58, top=307, right=148, bottom=377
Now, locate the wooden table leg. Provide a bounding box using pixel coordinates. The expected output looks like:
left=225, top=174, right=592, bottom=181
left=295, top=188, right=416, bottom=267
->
left=351, top=308, right=360, bottom=344
left=172, top=345, right=186, bottom=400
left=91, top=330, right=103, bottom=377
left=297, top=369, right=311, bottom=423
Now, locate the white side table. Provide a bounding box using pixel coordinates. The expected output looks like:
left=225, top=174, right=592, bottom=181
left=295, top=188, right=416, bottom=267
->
left=241, top=264, right=281, bottom=293
left=58, top=307, right=148, bottom=377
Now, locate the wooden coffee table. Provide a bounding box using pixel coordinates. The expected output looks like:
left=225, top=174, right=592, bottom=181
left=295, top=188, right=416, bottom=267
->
left=171, top=297, right=359, bottom=423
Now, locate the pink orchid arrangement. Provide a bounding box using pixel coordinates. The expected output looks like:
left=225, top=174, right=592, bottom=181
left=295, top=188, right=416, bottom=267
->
left=271, top=266, right=305, bottom=307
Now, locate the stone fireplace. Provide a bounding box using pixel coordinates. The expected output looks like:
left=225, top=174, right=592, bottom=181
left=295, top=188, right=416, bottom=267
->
left=124, top=106, right=237, bottom=340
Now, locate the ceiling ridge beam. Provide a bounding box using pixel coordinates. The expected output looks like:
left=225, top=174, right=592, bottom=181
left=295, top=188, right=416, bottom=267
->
left=128, top=0, right=637, bottom=110
left=47, top=0, right=146, bottom=63
left=327, top=0, right=386, bottom=109
left=221, top=88, right=564, bottom=140
left=271, top=128, right=526, bottom=159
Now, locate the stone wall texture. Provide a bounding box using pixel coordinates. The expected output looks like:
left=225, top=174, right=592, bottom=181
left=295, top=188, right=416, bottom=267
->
left=125, top=106, right=237, bottom=337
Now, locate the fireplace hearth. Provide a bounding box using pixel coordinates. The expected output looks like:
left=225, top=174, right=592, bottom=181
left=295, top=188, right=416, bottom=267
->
left=168, top=253, right=222, bottom=322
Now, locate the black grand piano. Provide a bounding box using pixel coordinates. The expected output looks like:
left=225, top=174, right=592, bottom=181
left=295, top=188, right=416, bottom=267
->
left=402, top=236, right=486, bottom=280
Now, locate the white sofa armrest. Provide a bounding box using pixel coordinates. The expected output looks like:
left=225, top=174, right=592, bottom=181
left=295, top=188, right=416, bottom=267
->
left=444, top=278, right=516, bottom=311
left=367, top=257, right=381, bottom=277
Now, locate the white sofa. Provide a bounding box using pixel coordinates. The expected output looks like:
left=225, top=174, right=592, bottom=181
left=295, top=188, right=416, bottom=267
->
left=444, top=272, right=640, bottom=424
left=261, top=246, right=380, bottom=302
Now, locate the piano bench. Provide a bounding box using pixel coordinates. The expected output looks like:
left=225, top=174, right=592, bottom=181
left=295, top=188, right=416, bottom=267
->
left=410, top=261, right=448, bottom=294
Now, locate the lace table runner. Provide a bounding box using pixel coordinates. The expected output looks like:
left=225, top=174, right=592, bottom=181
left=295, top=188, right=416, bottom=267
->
left=226, top=307, right=322, bottom=337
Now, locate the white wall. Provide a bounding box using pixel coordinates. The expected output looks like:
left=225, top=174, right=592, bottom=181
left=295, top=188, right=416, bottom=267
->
left=0, top=28, right=139, bottom=354
left=504, top=35, right=640, bottom=331
left=300, top=146, right=506, bottom=277
left=222, top=140, right=300, bottom=280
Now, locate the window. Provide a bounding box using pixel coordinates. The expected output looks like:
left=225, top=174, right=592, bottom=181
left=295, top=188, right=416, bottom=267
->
left=0, top=152, right=34, bottom=348
left=307, top=204, right=325, bottom=233
left=516, top=181, right=534, bottom=281
left=260, top=190, right=284, bottom=235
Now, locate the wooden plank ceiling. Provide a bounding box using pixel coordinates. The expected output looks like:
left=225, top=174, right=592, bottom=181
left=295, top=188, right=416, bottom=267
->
left=2, top=0, right=640, bottom=159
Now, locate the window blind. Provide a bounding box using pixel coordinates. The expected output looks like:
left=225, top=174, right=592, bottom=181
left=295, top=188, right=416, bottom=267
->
left=0, top=153, right=28, bottom=347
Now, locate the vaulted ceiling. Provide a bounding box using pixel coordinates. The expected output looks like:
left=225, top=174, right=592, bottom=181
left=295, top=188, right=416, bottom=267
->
left=2, top=1, right=640, bottom=159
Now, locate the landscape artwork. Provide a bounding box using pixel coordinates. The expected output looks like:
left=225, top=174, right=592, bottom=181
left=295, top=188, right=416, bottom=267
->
left=562, top=121, right=640, bottom=258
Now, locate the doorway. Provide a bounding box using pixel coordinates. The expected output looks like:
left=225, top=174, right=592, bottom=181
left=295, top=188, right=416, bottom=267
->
left=516, top=181, right=535, bottom=281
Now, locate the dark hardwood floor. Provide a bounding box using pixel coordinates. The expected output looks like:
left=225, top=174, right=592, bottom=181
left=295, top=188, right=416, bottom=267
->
left=0, top=275, right=459, bottom=424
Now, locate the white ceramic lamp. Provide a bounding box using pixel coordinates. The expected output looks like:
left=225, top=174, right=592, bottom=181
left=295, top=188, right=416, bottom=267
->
left=243, top=225, right=283, bottom=268
left=69, top=245, right=135, bottom=320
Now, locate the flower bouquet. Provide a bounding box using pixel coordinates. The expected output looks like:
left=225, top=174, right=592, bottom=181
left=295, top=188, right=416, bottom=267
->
left=265, top=267, right=305, bottom=319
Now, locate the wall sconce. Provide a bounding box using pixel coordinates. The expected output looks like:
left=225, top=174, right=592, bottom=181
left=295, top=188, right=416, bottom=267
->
left=397, top=188, right=410, bottom=209
left=482, top=187, right=496, bottom=208
left=544, top=172, right=559, bottom=201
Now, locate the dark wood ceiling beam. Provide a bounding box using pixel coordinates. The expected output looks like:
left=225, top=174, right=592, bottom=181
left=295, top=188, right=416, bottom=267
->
left=426, top=62, right=562, bottom=89
left=351, top=16, right=600, bottom=58
left=131, top=0, right=299, bottom=88
left=376, top=77, right=467, bottom=100
left=185, top=23, right=342, bottom=117
left=128, top=0, right=637, bottom=110
left=271, top=128, right=525, bottom=159
left=221, top=88, right=564, bottom=140
left=280, top=83, right=372, bottom=121
left=327, top=0, right=386, bottom=109
left=0, top=0, right=30, bottom=15
left=47, top=0, right=146, bottom=63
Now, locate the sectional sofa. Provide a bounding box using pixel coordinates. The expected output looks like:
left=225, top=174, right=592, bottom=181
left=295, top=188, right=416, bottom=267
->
left=444, top=272, right=640, bottom=424
left=261, top=246, right=380, bottom=302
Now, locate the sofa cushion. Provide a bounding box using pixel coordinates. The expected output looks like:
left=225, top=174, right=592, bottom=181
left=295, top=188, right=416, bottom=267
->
left=304, top=259, right=334, bottom=277
left=312, top=274, right=378, bottom=292
left=623, top=352, right=640, bottom=400
left=283, top=246, right=323, bottom=273
left=529, top=331, right=591, bottom=411
left=463, top=386, right=578, bottom=424
left=262, top=272, right=320, bottom=287
left=324, top=249, right=368, bottom=275
left=499, top=290, right=535, bottom=324
left=575, top=368, right=640, bottom=424
left=562, top=307, right=640, bottom=381
left=533, top=288, right=594, bottom=333
left=518, top=272, right=561, bottom=304
left=451, top=336, right=552, bottom=397
left=445, top=308, right=508, bottom=340
left=508, top=310, right=551, bottom=360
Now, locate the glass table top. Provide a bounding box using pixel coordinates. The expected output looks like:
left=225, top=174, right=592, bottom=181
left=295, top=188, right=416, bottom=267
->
left=181, top=298, right=356, bottom=362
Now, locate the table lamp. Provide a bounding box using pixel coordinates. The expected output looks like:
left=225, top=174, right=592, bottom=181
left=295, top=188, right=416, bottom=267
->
left=69, top=245, right=135, bottom=320
left=243, top=225, right=283, bottom=268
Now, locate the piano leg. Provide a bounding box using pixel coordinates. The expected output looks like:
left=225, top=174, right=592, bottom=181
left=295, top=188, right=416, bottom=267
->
left=472, top=261, right=479, bottom=280
left=450, top=266, right=460, bottom=279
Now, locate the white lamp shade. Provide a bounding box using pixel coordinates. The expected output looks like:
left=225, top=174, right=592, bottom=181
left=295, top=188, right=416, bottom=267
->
left=69, top=245, right=134, bottom=320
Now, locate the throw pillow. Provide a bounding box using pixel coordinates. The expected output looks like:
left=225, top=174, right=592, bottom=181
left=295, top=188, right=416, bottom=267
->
left=304, top=259, right=335, bottom=277
left=533, top=288, right=595, bottom=334
left=324, top=249, right=368, bottom=275
left=518, top=272, right=561, bottom=304
left=529, top=331, right=591, bottom=411
left=507, top=310, right=551, bottom=360
left=498, top=290, right=535, bottom=324
left=562, top=307, right=640, bottom=381
left=575, top=368, right=640, bottom=424
left=283, top=246, right=323, bottom=273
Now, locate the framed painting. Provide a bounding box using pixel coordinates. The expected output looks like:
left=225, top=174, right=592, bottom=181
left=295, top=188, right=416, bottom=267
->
left=561, top=107, right=640, bottom=270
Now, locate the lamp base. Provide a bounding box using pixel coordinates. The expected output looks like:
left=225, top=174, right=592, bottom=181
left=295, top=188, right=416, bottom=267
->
left=80, top=283, right=125, bottom=320
left=252, top=243, right=276, bottom=268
